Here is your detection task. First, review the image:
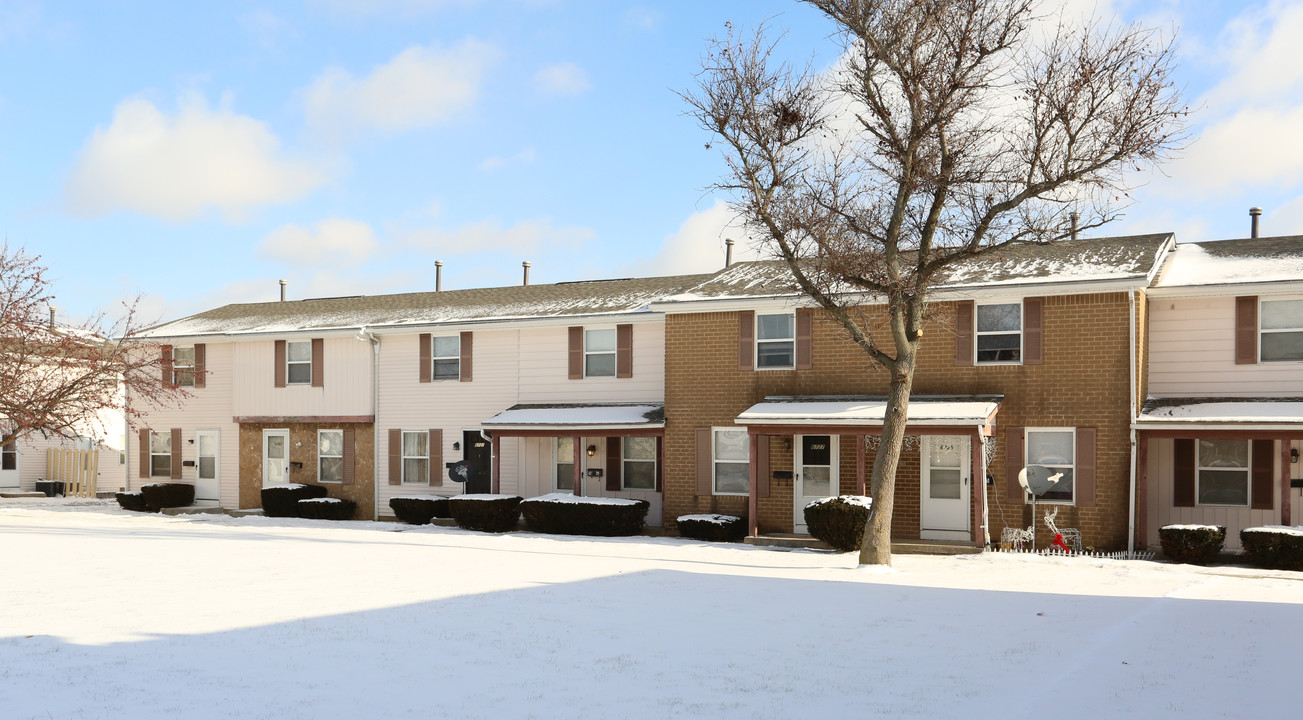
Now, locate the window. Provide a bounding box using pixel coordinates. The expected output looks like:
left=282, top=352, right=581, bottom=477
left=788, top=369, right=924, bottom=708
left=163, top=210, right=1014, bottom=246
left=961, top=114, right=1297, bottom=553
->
left=713, top=428, right=750, bottom=495
left=585, top=329, right=616, bottom=377
left=757, top=313, right=795, bottom=368
left=402, top=431, right=430, bottom=484
left=1261, top=299, right=1303, bottom=362
left=1197, top=439, right=1250, bottom=506
left=2, top=442, right=16, bottom=471
left=318, top=430, right=344, bottom=483
left=976, top=302, right=1021, bottom=363
left=1025, top=428, right=1074, bottom=503
left=431, top=336, right=461, bottom=381
left=172, top=347, right=195, bottom=387
left=149, top=431, right=171, bottom=477
left=554, top=437, right=576, bottom=490
left=287, top=341, right=312, bottom=384
left=622, top=437, right=657, bottom=490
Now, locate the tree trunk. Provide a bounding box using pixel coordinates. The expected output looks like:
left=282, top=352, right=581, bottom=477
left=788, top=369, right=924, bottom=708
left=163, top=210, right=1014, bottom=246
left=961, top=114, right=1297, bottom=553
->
left=857, top=346, right=918, bottom=566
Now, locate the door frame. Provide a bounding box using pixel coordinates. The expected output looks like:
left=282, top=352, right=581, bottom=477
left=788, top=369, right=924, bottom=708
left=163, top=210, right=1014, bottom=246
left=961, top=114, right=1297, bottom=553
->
left=195, top=429, right=220, bottom=503
left=920, top=435, right=971, bottom=541
left=794, top=434, right=839, bottom=533
left=462, top=428, right=493, bottom=494
left=0, top=440, right=18, bottom=488
left=261, top=428, right=290, bottom=488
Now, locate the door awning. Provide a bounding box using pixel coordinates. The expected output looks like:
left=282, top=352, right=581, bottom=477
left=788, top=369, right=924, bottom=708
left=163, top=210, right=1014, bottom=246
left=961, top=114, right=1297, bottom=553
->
left=481, top=403, right=665, bottom=436
left=735, top=395, right=1002, bottom=434
left=1135, top=397, right=1303, bottom=432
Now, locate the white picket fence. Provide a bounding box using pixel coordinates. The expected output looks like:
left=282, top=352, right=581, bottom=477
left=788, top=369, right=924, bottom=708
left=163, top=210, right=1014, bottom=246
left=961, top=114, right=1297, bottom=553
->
left=46, top=448, right=99, bottom=498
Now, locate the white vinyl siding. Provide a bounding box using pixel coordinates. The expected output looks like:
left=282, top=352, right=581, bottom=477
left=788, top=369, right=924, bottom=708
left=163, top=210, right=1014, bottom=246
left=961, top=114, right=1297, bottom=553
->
left=1145, top=437, right=1280, bottom=551
left=1150, top=296, right=1303, bottom=395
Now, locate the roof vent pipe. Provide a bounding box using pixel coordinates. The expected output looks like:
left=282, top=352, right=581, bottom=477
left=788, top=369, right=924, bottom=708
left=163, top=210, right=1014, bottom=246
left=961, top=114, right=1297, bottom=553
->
left=1250, top=207, right=1262, bottom=238
left=435, top=260, right=443, bottom=292
left=1069, top=212, right=1079, bottom=241
left=279, top=279, right=287, bottom=302
left=725, top=238, right=735, bottom=268
left=522, top=261, right=531, bottom=286
left=48, top=306, right=56, bottom=328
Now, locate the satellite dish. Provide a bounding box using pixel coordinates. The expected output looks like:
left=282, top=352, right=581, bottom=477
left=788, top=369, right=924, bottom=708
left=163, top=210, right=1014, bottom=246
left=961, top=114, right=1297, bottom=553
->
left=447, top=460, right=470, bottom=484
left=1018, top=466, right=1066, bottom=497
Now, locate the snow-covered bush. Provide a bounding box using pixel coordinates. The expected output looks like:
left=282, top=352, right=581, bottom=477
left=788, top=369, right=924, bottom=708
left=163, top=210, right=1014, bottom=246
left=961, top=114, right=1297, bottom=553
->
left=261, top=483, right=328, bottom=517
left=520, top=493, right=649, bottom=536
left=115, top=490, right=147, bottom=512
left=1158, top=524, right=1226, bottom=564
left=296, top=497, right=357, bottom=521
left=804, top=496, right=873, bottom=551
left=1240, top=526, right=1303, bottom=571
left=389, top=496, right=450, bottom=525
left=140, top=482, right=195, bottom=511
left=448, top=494, right=523, bottom=533
left=676, top=514, right=746, bottom=543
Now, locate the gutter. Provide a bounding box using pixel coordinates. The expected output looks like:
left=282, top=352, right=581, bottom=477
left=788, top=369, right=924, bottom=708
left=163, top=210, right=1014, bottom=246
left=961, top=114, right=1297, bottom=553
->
left=1128, top=288, right=1138, bottom=554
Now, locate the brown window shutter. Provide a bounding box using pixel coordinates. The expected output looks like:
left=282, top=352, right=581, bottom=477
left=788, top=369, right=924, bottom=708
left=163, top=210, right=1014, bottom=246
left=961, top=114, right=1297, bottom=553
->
left=193, top=344, right=206, bottom=388
left=1023, top=297, right=1044, bottom=365
left=655, top=436, right=663, bottom=493
left=1251, top=439, right=1274, bottom=510
left=138, top=428, right=150, bottom=478
left=1074, top=427, right=1096, bottom=506
left=170, top=428, right=182, bottom=479
left=1235, top=296, right=1258, bottom=365
left=311, top=338, right=324, bottom=387
left=1173, top=438, right=1195, bottom=507
left=1005, top=426, right=1024, bottom=502
left=160, top=345, right=173, bottom=387
left=341, top=428, right=356, bottom=485
left=418, top=334, right=431, bottom=383
left=429, top=429, right=442, bottom=486
left=274, top=340, right=287, bottom=388
left=696, top=427, right=713, bottom=495
left=616, top=324, right=633, bottom=378
left=568, top=326, right=583, bottom=379
left=738, top=311, right=755, bottom=371
left=460, top=331, right=473, bottom=382
left=388, top=429, right=401, bottom=486
left=795, top=308, right=813, bottom=370
left=757, top=435, right=771, bottom=499
left=606, top=438, right=622, bottom=491
left=955, top=301, right=974, bottom=366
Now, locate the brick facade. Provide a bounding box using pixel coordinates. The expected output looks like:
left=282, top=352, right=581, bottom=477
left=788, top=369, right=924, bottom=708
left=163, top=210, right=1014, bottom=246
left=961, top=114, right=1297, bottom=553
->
left=237, top=422, right=376, bottom=519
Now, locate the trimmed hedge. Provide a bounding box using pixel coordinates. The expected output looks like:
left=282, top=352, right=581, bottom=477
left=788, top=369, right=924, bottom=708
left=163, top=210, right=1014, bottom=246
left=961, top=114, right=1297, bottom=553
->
left=261, top=484, right=328, bottom=517
left=520, top=495, right=649, bottom=536
left=1158, top=525, right=1226, bottom=564
left=677, top=514, right=747, bottom=543
left=804, top=496, right=873, bottom=551
left=389, top=496, right=450, bottom=525
left=1240, top=527, right=1303, bottom=571
left=297, top=497, right=357, bottom=521
left=115, top=491, right=148, bottom=512
left=448, top=494, right=522, bottom=533
left=140, top=482, right=195, bottom=511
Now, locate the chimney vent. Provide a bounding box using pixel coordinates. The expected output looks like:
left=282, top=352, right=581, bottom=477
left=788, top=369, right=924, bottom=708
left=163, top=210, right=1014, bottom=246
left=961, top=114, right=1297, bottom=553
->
left=522, top=261, right=531, bottom=286
left=1250, top=207, right=1263, bottom=238
left=435, top=261, right=443, bottom=292
left=279, top=279, right=287, bottom=302
left=725, top=238, right=735, bottom=268
left=49, top=306, right=56, bottom=328
left=1069, top=212, right=1079, bottom=241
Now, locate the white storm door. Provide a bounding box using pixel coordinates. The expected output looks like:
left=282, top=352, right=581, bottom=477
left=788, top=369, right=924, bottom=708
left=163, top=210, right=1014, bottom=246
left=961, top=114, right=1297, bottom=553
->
left=195, top=430, right=220, bottom=502
left=794, top=435, right=838, bottom=533
left=262, top=429, right=289, bottom=488
left=0, top=442, right=18, bottom=488
left=920, top=435, right=970, bottom=541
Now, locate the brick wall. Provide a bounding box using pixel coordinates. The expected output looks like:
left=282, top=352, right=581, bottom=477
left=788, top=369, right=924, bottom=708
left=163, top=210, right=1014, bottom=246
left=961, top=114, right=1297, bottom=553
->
left=238, top=422, right=376, bottom=519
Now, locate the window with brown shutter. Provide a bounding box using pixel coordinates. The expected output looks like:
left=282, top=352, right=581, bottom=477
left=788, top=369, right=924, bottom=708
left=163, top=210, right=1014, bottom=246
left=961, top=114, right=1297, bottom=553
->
left=795, top=308, right=813, bottom=370
left=388, top=429, right=402, bottom=486
left=460, top=331, right=473, bottom=382
left=1074, top=427, right=1096, bottom=506
left=955, top=301, right=973, bottom=366
left=341, top=428, right=355, bottom=485
left=738, top=311, right=755, bottom=371
left=568, top=327, right=583, bottom=379
left=170, top=428, right=182, bottom=480
left=1004, top=426, right=1024, bottom=501
left=616, top=324, right=633, bottom=378
left=274, top=340, right=287, bottom=388
left=193, top=344, right=206, bottom=388
left=429, top=429, right=443, bottom=487
left=311, top=338, right=324, bottom=387
left=419, top=334, right=432, bottom=383
left=138, top=428, right=150, bottom=478
left=1023, top=297, right=1044, bottom=365
left=1235, top=296, right=1258, bottom=365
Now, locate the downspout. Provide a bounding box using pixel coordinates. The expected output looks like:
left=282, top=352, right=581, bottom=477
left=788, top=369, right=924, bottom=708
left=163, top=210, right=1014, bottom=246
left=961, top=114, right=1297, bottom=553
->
left=981, top=434, right=990, bottom=548
left=358, top=327, right=380, bottom=519
left=1127, top=288, right=1138, bottom=554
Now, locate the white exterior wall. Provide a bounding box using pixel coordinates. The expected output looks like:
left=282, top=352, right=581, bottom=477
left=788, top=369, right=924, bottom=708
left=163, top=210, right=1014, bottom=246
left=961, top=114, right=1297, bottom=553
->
left=1149, top=296, right=1303, bottom=396
left=232, top=338, right=373, bottom=418
left=518, top=323, right=665, bottom=403
left=8, top=384, right=128, bottom=494
left=1145, top=437, right=1282, bottom=550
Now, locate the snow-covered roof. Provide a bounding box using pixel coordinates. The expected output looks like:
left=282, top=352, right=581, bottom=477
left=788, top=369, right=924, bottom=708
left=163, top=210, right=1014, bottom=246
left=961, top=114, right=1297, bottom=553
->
left=1138, top=397, right=1303, bottom=426
left=1153, top=236, right=1303, bottom=289
left=481, top=403, right=665, bottom=431
left=735, top=395, right=1003, bottom=427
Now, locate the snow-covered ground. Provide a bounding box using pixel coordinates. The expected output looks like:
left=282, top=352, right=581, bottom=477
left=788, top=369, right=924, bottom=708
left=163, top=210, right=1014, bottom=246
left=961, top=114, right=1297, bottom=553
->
left=2, top=499, right=1300, bottom=719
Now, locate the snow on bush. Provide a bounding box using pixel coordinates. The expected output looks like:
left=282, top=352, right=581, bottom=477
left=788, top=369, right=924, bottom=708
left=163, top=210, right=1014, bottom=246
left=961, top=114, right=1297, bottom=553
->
left=114, top=490, right=147, bottom=512
left=140, top=482, right=195, bottom=511
left=677, top=514, right=746, bottom=543
left=520, top=494, right=649, bottom=536
left=806, top=495, right=873, bottom=510
left=804, top=496, right=873, bottom=551
left=389, top=496, right=450, bottom=525
left=1158, top=524, right=1225, bottom=565
left=296, top=497, right=356, bottom=521
left=261, top=483, right=328, bottom=517
left=448, top=495, right=522, bottom=533
left=1240, top=526, right=1303, bottom=571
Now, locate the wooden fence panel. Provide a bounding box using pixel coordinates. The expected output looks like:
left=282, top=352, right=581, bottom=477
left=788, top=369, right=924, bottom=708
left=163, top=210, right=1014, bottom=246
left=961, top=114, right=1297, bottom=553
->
left=45, top=449, right=99, bottom=498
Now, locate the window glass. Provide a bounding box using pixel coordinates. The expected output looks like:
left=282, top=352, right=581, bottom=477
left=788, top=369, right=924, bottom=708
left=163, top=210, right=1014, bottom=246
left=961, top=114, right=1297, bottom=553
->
left=1261, top=299, right=1303, bottom=329
left=150, top=431, right=172, bottom=477
left=976, top=302, right=1021, bottom=362
left=1261, top=300, right=1303, bottom=361
left=585, top=329, right=617, bottom=377
left=713, top=428, right=750, bottom=494
left=2, top=442, right=17, bottom=471
left=172, top=347, right=195, bottom=387
left=432, top=336, right=461, bottom=380
left=287, top=341, right=312, bottom=384
left=756, top=314, right=795, bottom=368
left=555, top=437, right=575, bottom=490
left=623, top=437, right=656, bottom=490
left=1026, top=429, right=1073, bottom=502
left=402, top=431, right=429, bottom=484
left=319, top=430, right=344, bottom=483
left=197, top=434, right=216, bottom=480
left=1197, top=439, right=1249, bottom=506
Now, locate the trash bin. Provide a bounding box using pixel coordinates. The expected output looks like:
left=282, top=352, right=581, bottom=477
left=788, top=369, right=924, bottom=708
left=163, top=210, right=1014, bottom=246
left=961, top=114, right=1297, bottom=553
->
left=34, top=480, right=65, bottom=497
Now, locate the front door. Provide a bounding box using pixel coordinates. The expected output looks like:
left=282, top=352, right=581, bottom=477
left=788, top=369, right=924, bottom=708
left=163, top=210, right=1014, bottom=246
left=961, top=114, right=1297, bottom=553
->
left=920, top=435, right=971, bottom=541
left=195, top=430, right=220, bottom=503
left=794, top=435, right=838, bottom=533
left=262, top=429, right=290, bottom=488
left=463, top=430, right=492, bottom=493
left=0, top=441, right=18, bottom=488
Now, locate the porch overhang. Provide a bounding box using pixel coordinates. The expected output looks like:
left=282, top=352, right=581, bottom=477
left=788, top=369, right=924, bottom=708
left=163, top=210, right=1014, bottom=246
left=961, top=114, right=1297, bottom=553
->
left=1133, top=397, right=1303, bottom=435
left=480, top=403, right=665, bottom=437
left=734, top=395, right=1002, bottom=436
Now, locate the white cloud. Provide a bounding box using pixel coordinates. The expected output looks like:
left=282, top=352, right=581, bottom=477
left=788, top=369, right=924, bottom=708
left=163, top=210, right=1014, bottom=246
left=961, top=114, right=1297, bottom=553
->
left=479, top=147, right=536, bottom=171
left=239, top=9, right=296, bottom=52
left=622, top=7, right=660, bottom=32
left=259, top=218, right=380, bottom=266
left=533, top=62, right=591, bottom=97
left=65, top=94, right=327, bottom=222
left=402, top=217, right=595, bottom=255
left=629, top=200, right=762, bottom=277
left=304, top=39, right=498, bottom=138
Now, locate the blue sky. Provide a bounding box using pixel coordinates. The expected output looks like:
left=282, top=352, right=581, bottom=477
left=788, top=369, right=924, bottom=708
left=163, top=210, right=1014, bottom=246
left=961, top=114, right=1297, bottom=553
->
left=0, top=0, right=1297, bottom=325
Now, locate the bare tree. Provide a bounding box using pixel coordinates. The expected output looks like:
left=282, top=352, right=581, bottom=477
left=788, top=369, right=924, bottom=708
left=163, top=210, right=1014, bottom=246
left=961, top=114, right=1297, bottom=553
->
left=684, top=0, right=1187, bottom=564
left=0, top=244, right=187, bottom=450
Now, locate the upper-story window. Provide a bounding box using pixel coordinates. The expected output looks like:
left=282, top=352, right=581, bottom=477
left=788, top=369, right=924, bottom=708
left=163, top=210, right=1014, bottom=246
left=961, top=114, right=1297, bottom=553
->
left=585, top=329, right=616, bottom=377
left=287, top=341, right=312, bottom=384
left=1260, top=298, right=1303, bottom=362
left=171, top=347, right=196, bottom=387
left=431, top=336, right=461, bottom=381
left=757, top=313, right=795, bottom=369
left=976, top=302, right=1021, bottom=363
left=1196, top=438, right=1250, bottom=506
left=1025, top=428, right=1074, bottom=503
left=150, top=431, right=172, bottom=477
